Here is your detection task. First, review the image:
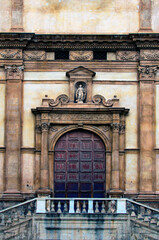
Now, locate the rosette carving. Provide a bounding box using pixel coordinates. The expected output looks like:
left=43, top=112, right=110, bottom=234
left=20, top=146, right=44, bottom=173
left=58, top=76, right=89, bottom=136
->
left=92, top=95, right=113, bottom=107
left=49, top=94, right=70, bottom=107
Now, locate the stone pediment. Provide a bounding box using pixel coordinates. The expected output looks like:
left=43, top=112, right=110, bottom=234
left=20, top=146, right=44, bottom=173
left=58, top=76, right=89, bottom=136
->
left=66, top=66, right=96, bottom=78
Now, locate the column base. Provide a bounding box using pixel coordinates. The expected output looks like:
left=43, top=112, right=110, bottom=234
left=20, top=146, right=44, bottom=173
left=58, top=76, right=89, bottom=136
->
left=36, top=188, right=52, bottom=198
left=2, top=191, right=24, bottom=201
left=108, top=189, right=124, bottom=198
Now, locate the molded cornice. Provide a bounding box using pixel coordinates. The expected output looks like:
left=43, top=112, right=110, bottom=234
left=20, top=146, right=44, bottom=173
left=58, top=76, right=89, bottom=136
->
left=0, top=33, right=159, bottom=50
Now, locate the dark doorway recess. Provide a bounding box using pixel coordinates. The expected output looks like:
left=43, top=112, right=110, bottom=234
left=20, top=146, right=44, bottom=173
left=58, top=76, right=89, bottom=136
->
left=54, top=129, right=106, bottom=198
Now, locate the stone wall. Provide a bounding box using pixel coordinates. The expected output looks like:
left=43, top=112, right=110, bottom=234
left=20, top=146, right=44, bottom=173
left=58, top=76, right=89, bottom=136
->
left=0, top=0, right=159, bottom=33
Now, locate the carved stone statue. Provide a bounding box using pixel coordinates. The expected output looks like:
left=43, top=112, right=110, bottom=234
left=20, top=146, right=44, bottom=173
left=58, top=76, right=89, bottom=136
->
left=76, top=84, right=86, bottom=103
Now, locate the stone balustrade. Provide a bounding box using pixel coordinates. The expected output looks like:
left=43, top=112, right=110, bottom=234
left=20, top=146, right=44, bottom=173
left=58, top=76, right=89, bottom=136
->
left=0, top=198, right=36, bottom=230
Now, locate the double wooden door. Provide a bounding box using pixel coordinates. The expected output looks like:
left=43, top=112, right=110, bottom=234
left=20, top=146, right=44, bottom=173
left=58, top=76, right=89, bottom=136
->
left=54, top=130, right=106, bottom=198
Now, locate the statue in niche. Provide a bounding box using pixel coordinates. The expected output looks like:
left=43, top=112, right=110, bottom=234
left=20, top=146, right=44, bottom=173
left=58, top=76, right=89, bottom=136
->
left=76, top=84, right=86, bottom=103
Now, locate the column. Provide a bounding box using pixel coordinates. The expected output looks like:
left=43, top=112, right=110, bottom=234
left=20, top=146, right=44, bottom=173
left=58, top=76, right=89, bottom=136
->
left=138, top=65, right=157, bottom=197
left=37, top=112, right=51, bottom=195
left=3, top=65, right=24, bottom=200
left=119, top=116, right=126, bottom=191
left=109, top=114, right=123, bottom=197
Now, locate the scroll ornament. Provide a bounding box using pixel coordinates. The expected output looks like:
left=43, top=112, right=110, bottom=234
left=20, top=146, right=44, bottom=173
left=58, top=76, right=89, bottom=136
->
left=92, top=95, right=113, bottom=107
left=49, top=94, right=70, bottom=107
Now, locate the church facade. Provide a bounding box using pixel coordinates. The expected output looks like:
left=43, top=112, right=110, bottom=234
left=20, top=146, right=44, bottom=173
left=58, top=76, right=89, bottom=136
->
left=0, top=0, right=159, bottom=207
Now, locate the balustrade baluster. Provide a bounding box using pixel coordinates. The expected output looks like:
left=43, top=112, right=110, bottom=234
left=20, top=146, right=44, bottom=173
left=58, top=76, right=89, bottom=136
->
left=64, top=202, right=68, bottom=213
left=82, top=201, right=86, bottom=213
left=51, top=201, right=55, bottom=213
left=101, top=201, right=105, bottom=213
left=57, top=201, right=62, bottom=213
left=95, top=201, right=99, bottom=213
left=76, top=201, right=80, bottom=213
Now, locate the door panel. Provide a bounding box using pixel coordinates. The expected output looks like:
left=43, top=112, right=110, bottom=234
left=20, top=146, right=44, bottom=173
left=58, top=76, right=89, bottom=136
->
left=54, top=129, right=106, bottom=198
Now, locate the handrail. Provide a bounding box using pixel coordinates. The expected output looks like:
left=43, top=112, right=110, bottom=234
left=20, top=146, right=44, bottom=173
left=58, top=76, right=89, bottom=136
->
left=127, top=199, right=159, bottom=213
left=0, top=197, right=37, bottom=214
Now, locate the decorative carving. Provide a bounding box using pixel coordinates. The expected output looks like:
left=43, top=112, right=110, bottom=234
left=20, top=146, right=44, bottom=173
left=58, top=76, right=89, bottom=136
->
left=140, top=50, right=159, bottom=60
left=50, top=126, right=58, bottom=132
left=23, top=51, right=46, bottom=60
left=50, top=113, right=112, bottom=122
left=92, top=95, right=113, bottom=107
left=120, top=125, right=125, bottom=134
left=69, top=51, right=93, bottom=60
left=5, top=65, right=24, bottom=80
left=41, top=123, right=49, bottom=132
left=111, top=123, right=120, bottom=132
left=138, top=65, right=158, bottom=80
left=0, top=49, right=22, bottom=59
left=35, top=124, right=41, bottom=133
left=49, top=94, right=70, bottom=107
left=75, top=84, right=86, bottom=103
left=116, top=51, right=139, bottom=61
left=102, top=126, right=110, bottom=132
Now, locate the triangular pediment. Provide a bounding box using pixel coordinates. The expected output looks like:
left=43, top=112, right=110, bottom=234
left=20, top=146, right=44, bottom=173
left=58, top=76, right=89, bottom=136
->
left=66, top=66, right=96, bottom=77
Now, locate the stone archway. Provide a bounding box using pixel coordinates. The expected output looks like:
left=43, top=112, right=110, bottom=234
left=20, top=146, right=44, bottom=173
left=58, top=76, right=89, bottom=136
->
left=54, top=129, right=106, bottom=198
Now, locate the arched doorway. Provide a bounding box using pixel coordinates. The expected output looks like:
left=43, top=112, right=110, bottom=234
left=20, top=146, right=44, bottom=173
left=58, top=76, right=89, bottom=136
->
left=54, top=129, right=106, bottom=198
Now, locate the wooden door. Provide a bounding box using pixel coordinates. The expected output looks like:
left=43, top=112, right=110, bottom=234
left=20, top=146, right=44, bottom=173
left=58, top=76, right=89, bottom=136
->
left=54, top=130, right=106, bottom=198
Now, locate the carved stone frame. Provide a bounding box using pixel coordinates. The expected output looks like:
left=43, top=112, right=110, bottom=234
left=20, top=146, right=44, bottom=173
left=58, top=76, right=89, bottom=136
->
left=32, top=94, right=129, bottom=197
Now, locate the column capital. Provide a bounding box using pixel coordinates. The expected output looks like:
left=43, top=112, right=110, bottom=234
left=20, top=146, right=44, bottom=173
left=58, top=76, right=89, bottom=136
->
left=111, top=123, right=120, bottom=132
left=119, top=124, right=125, bottom=134
left=4, top=65, right=24, bottom=80
left=138, top=65, right=157, bottom=81
left=41, top=122, right=49, bottom=132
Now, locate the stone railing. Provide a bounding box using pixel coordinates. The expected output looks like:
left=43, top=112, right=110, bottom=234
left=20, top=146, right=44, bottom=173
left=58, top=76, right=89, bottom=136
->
left=36, top=197, right=159, bottom=227
left=0, top=198, right=37, bottom=230
left=126, top=199, right=159, bottom=227
left=37, top=198, right=127, bottom=214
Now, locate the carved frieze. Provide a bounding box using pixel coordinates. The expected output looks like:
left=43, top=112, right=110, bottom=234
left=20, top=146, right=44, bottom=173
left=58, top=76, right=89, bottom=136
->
left=5, top=65, right=24, bottom=80
left=49, top=94, right=70, bottom=107
left=116, top=51, right=139, bottom=61
left=140, top=50, right=159, bottom=60
left=92, top=95, right=113, bottom=107
left=138, top=65, right=158, bottom=80
left=69, top=51, right=93, bottom=61
left=50, top=113, right=113, bottom=122
left=23, top=51, right=46, bottom=60
left=0, top=49, right=22, bottom=59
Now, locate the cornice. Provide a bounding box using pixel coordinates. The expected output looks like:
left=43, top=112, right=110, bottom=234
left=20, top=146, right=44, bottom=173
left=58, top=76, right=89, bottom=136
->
left=0, top=33, right=158, bottom=50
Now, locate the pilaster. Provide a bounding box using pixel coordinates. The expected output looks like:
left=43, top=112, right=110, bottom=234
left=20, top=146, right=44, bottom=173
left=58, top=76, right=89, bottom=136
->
left=3, top=65, right=24, bottom=200
left=138, top=64, right=157, bottom=198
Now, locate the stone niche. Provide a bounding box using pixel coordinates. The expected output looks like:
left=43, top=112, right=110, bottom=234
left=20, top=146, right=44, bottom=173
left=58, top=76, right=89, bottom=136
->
left=32, top=66, right=129, bottom=197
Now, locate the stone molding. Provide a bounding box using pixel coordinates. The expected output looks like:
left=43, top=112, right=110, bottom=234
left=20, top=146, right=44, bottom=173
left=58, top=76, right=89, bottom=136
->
left=138, top=65, right=158, bottom=80
left=4, top=65, right=24, bottom=80
left=0, top=33, right=159, bottom=51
